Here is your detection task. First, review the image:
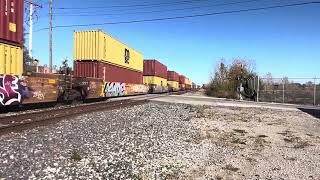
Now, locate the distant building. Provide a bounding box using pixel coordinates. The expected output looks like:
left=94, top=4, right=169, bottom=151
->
left=38, top=65, right=58, bottom=74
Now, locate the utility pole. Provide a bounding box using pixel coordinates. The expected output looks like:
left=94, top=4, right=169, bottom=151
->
left=49, top=0, right=53, bottom=73
left=29, top=1, right=33, bottom=58
left=25, top=0, right=42, bottom=59
left=314, top=77, right=317, bottom=106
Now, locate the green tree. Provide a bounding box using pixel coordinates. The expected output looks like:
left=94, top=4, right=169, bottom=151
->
left=23, top=30, right=36, bottom=74
left=206, top=58, right=256, bottom=99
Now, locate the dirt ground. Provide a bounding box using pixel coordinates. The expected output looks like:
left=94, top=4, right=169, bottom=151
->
left=176, top=105, right=320, bottom=179
left=1, top=93, right=319, bottom=179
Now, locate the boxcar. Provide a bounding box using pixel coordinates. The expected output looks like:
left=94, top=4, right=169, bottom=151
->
left=143, top=60, right=168, bottom=93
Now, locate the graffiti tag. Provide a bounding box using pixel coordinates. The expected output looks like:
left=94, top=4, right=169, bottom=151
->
left=103, top=82, right=126, bottom=97
left=0, top=75, right=21, bottom=106
left=33, top=91, right=46, bottom=101
left=129, top=84, right=149, bottom=93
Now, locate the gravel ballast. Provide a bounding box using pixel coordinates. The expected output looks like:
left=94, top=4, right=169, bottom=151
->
left=0, top=101, right=319, bottom=179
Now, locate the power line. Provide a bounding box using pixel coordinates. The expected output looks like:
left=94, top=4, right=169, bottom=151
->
left=33, top=1, right=320, bottom=32
left=52, top=0, right=211, bottom=15
left=24, top=0, right=43, bottom=8
left=53, top=0, right=264, bottom=17
left=54, top=0, right=209, bottom=10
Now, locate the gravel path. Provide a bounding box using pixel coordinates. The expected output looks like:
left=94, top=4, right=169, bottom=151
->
left=0, top=101, right=320, bottom=179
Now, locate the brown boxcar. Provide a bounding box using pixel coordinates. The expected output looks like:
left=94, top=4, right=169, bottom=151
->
left=0, top=73, right=62, bottom=106
left=143, top=60, right=167, bottom=79
left=74, top=61, right=143, bottom=84
left=0, top=0, right=24, bottom=46
left=167, top=71, right=179, bottom=82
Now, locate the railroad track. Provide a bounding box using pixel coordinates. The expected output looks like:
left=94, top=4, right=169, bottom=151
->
left=0, top=92, right=184, bottom=135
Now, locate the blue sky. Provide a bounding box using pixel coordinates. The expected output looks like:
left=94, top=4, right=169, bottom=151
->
left=27, top=0, right=320, bottom=85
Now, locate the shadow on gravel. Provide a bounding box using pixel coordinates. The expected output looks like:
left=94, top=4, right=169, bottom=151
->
left=298, top=108, right=320, bottom=120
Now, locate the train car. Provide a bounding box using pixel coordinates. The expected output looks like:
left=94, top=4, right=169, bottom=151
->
left=0, top=73, right=72, bottom=107
left=73, top=30, right=149, bottom=98
left=143, top=60, right=168, bottom=93
left=179, top=75, right=186, bottom=91
left=167, top=71, right=179, bottom=92
left=185, top=78, right=192, bottom=90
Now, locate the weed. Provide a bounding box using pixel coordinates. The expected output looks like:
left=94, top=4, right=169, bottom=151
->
left=70, top=150, right=82, bottom=161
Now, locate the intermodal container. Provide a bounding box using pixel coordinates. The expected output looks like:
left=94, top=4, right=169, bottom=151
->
left=167, top=81, right=179, bottom=90
left=74, top=61, right=143, bottom=84
left=185, top=78, right=192, bottom=86
left=74, top=30, right=143, bottom=72
left=0, top=0, right=24, bottom=46
left=167, top=71, right=179, bottom=82
left=143, top=76, right=167, bottom=87
left=0, top=42, right=23, bottom=75
left=143, top=60, right=167, bottom=79
left=179, top=75, right=186, bottom=85
left=180, top=84, right=186, bottom=90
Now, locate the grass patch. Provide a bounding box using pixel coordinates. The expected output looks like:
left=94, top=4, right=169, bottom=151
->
left=70, top=150, right=82, bottom=161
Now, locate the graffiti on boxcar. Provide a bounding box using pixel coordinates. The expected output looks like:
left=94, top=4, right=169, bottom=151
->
left=18, top=77, right=33, bottom=100
left=103, top=82, right=126, bottom=97
left=89, top=81, right=98, bottom=95
left=0, top=75, right=34, bottom=106
left=33, top=91, right=46, bottom=100
left=128, top=84, right=149, bottom=94
left=0, top=75, right=21, bottom=106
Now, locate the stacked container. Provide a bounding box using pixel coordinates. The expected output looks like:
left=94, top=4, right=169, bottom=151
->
left=185, top=78, right=192, bottom=90
left=143, top=60, right=168, bottom=87
left=179, top=75, right=186, bottom=90
left=73, top=30, right=144, bottom=84
left=167, top=71, right=179, bottom=91
left=0, top=0, right=24, bottom=76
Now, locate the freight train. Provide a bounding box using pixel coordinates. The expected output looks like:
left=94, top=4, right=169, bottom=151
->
left=0, top=1, right=194, bottom=108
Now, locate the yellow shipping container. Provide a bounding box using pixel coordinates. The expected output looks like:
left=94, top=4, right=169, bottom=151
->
left=0, top=43, right=23, bottom=76
left=74, top=30, right=143, bottom=72
left=143, top=76, right=167, bottom=87
left=168, top=80, right=179, bottom=90
left=185, top=78, right=192, bottom=85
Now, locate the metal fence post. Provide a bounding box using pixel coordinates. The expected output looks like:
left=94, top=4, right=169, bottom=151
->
left=314, top=77, right=317, bottom=106
left=282, top=78, right=285, bottom=104
left=257, top=76, right=260, bottom=102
